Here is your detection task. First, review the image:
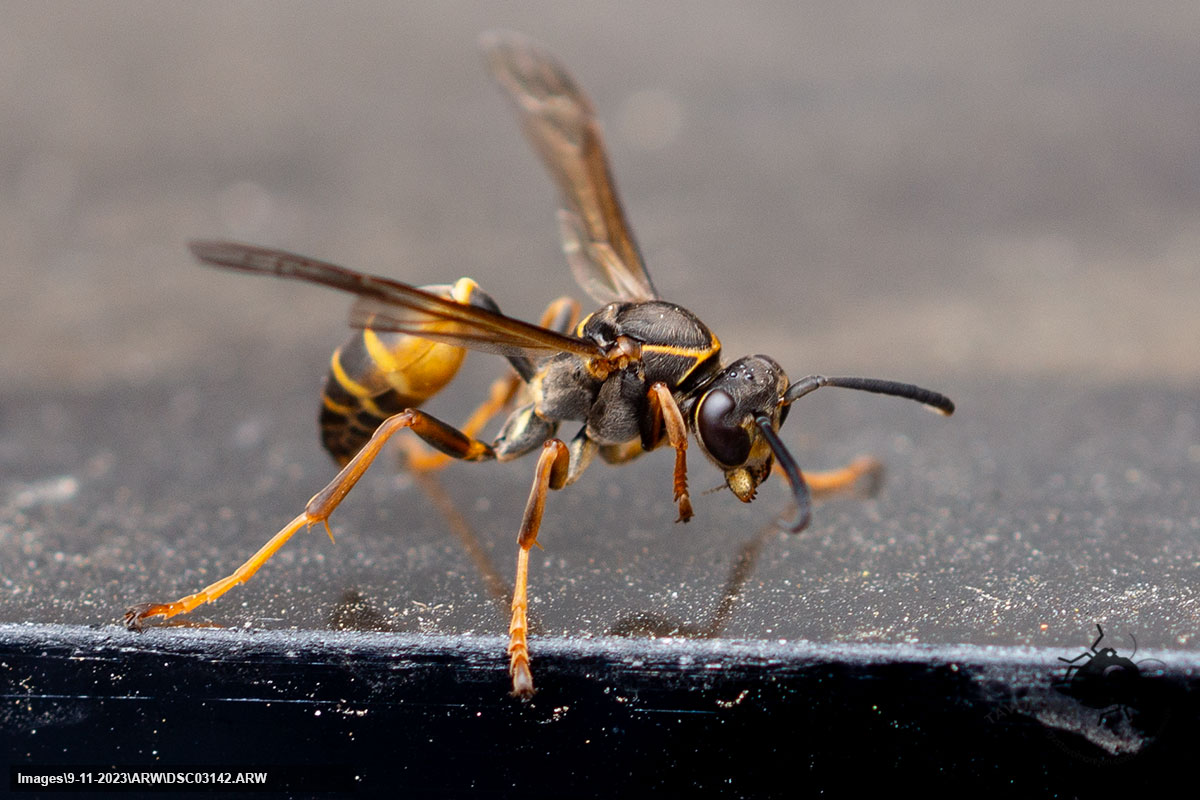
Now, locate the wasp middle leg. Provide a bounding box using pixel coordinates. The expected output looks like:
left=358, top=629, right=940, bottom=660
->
left=125, top=392, right=591, bottom=699
left=507, top=438, right=570, bottom=698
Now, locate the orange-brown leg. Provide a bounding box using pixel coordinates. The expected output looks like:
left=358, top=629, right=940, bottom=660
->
left=792, top=455, right=883, bottom=497
left=402, top=373, right=521, bottom=471
left=125, top=408, right=496, bottom=629
left=123, top=509, right=313, bottom=629
left=508, top=438, right=570, bottom=699
left=646, top=382, right=693, bottom=522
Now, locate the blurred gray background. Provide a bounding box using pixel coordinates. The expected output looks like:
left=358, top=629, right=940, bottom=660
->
left=1, top=3, right=1196, bottom=650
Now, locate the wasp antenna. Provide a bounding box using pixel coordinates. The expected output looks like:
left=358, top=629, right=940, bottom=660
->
left=782, top=375, right=955, bottom=416
left=755, top=416, right=811, bottom=533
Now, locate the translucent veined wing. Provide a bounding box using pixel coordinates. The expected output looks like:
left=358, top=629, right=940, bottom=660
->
left=189, top=241, right=604, bottom=361
left=482, top=30, right=660, bottom=305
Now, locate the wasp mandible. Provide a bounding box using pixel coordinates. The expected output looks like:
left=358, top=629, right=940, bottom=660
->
left=126, top=32, right=955, bottom=699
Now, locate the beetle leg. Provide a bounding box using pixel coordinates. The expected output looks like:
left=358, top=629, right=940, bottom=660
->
left=1058, top=652, right=1090, bottom=664
left=508, top=438, right=570, bottom=699
left=125, top=409, right=497, bottom=629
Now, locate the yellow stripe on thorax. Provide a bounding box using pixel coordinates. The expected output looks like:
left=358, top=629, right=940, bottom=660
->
left=642, top=330, right=721, bottom=383
left=641, top=341, right=716, bottom=359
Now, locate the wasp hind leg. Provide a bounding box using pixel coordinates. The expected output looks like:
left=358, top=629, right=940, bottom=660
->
left=401, top=372, right=522, bottom=471
left=124, top=408, right=498, bottom=630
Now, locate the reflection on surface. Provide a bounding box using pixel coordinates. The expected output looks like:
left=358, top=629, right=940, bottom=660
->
left=410, top=469, right=512, bottom=621
left=328, top=467, right=524, bottom=636
left=329, top=589, right=396, bottom=633
left=327, top=457, right=892, bottom=639
left=607, top=462, right=885, bottom=638
left=328, top=459, right=779, bottom=641
left=607, top=520, right=776, bottom=638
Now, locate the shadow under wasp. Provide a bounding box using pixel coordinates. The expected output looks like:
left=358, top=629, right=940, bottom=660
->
left=125, top=31, right=955, bottom=698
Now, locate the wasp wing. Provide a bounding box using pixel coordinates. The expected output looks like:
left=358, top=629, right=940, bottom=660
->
left=189, top=241, right=604, bottom=361
left=482, top=30, right=660, bottom=305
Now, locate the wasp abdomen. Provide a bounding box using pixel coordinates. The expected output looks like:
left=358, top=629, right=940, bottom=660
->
left=319, top=279, right=480, bottom=466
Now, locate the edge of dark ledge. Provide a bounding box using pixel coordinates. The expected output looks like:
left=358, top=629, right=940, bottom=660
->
left=2, top=622, right=1195, bottom=795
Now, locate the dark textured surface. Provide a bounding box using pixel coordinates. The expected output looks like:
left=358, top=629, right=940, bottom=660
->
left=2, top=1, right=1198, bottom=791
left=3, top=623, right=1196, bottom=795
left=3, top=376, right=1196, bottom=653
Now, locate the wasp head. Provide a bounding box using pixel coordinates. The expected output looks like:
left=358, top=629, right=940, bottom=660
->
left=693, top=355, right=800, bottom=512
left=692, top=358, right=955, bottom=533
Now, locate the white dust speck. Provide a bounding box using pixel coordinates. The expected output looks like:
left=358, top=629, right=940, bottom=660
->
left=10, top=475, right=79, bottom=509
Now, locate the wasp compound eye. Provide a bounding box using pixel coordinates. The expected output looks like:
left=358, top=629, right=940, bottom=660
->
left=697, top=389, right=751, bottom=467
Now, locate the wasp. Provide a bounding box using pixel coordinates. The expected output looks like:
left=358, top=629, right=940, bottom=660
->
left=126, top=32, right=954, bottom=698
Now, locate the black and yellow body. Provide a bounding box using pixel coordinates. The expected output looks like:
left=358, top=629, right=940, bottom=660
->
left=316, top=277, right=540, bottom=467
left=318, top=279, right=477, bottom=465
left=127, top=31, right=954, bottom=702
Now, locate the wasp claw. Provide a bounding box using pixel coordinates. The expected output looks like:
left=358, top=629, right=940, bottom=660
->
left=124, top=603, right=158, bottom=631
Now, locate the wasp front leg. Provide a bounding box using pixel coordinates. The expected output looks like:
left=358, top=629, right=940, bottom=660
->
left=592, top=382, right=692, bottom=522
left=124, top=408, right=498, bottom=629
left=645, top=382, right=694, bottom=522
